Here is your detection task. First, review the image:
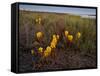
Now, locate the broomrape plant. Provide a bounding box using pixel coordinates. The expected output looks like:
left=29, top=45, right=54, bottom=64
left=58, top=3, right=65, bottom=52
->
left=31, top=31, right=81, bottom=59
left=36, top=32, right=43, bottom=40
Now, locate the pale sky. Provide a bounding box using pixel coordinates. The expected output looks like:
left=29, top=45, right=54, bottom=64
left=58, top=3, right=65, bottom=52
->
left=19, top=4, right=96, bottom=16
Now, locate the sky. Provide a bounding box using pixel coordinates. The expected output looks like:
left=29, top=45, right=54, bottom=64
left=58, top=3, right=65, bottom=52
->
left=19, top=4, right=96, bottom=16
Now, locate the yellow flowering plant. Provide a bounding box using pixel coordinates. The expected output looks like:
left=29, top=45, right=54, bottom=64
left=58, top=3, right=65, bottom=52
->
left=50, top=42, right=56, bottom=48
left=38, top=47, right=43, bottom=53
left=50, top=34, right=58, bottom=49
left=31, top=49, right=35, bottom=55
left=65, top=31, right=69, bottom=37
left=35, top=16, right=42, bottom=25
left=44, top=46, right=52, bottom=57
left=76, top=32, right=81, bottom=39
left=35, top=18, right=38, bottom=23
left=56, top=35, right=59, bottom=40
left=36, top=32, right=43, bottom=40
left=67, top=35, right=73, bottom=42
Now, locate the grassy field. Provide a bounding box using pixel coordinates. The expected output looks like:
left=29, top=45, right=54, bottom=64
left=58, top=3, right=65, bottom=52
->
left=19, top=10, right=97, bottom=72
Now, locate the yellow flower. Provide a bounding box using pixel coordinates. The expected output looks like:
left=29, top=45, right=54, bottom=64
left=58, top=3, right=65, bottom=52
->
left=38, top=17, right=41, bottom=21
left=56, top=35, right=59, bottom=40
left=46, top=46, right=52, bottom=52
left=35, top=17, right=42, bottom=24
left=31, top=49, right=35, bottom=55
left=39, top=21, right=41, bottom=24
left=38, top=17, right=42, bottom=24
left=67, top=35, right=73, bottom=42
left=44, top=46, right=52, bottom=57
left=65, top=31, right=69, bottom=37
left=53, top=34, right=56, bottom=39
left=36, top=32, right=43, bottom=39
left=38, top=47, right=43, bottom=53
left=35, top=18, right=38, bottom=23
left=77, top=32, right=81, bottom=38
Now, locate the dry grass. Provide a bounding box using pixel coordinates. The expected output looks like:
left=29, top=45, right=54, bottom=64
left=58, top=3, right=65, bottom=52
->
left=18, top=10, right=97, bottom=72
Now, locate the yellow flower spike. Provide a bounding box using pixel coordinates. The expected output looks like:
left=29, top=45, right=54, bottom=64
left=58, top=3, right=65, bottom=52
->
left=38, top=17, right=41, bottom=21
left=46, top=46, right=52, bottom=52
left=67, top=35, right=73, bottom=42
left=56, top=35, right=59, bottom=40
left=44, top=46, right=52, bottom=57
left=35, top=18, right=38, bottom=23
left=50, top=45, right=53, bottom=49
left=53, top=34, right=56, bottom=39
left=65, top=31, right=69, bottom=37
left=50, top=34, right=58, bottom=49
left=36, top=32, right=43, bottom=39
left=31, top=49, right=35, bottom=55
left=52, top=38, right=57, bottom=43
left=50, top=42, right=56, bottom=48
left=38, top=17, right=42, bottom=24
left=38, top=21, right=41, bottom=25
left=44, top=52, right=49, bottom=57
left=77, top=32, right=81, bottom=38
left=38, top=47, right=43, bottom=53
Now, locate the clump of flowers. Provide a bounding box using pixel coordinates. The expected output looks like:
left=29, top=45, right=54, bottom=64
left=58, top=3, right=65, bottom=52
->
left=64, top=30, right=73, bottom=42
left=64, top=30, right=81, bottom=45
left=31, top=28, right=82, bottom=68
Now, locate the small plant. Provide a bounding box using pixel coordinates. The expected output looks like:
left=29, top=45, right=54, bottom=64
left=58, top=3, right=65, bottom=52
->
left=36, top=32, right=43, bottom=41
left=35, top=16, right=42, bottom=25
left=44, top=46, right=52, bottom=57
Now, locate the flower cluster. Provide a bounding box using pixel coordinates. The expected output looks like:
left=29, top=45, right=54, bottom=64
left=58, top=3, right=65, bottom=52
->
left=35, top=17, right=42, bottom=25
left=31, top=31, right=81, bottom=59
left=64, top=30, right=81, bottom=42
left=43, top=34, right=59, bottom=57
left=33, top=34, right=59, bottom=58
